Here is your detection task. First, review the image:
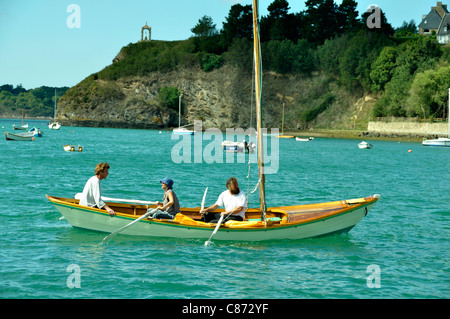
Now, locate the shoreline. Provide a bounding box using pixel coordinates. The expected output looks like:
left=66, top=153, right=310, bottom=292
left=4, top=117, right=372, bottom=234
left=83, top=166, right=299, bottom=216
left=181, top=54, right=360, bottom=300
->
left=0, top=117, right=428, bottom=142
left=284, top=129, right=425, bottom=143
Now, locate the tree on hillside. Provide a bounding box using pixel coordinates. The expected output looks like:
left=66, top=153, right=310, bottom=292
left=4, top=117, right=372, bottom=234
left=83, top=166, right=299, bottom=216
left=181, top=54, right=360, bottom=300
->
left=395, top=20, right=417, bottom=37
left=336, top=0, right=360, bottom=33
left=260, top=0, right=297, bottom=41
left=264, top=39, right=314, bottom=73
left=372, top=36, right=443, bottom=117
left=338, top=31, right=392, bottom=91
left=221, top=4, right=253, bottom=47
left=370, top=46, right=398, bottom=92
left=0, top=84, right=27, bottom=95
left=223, top=38, right=253, bottom=71
left=303, top=0, right=338, bottom=44
left=406, top=66, right=450, bottom=118
left=191, top=16, right=223, bottom=54
left=395, top=36, right=442, bottom=75
left=191, top=16, right=218, bottom=37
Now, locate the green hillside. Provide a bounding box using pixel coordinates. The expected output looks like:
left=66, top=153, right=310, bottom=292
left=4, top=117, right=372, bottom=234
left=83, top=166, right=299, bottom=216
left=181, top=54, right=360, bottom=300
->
left=2, top=0, right=450, bottom=127
left=0, top=85, right=69, bottom=118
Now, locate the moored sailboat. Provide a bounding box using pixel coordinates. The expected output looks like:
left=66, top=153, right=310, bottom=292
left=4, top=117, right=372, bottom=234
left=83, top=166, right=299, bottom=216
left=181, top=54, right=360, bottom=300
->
left=173, top=93, right=194, bottom=135
left=48, top=89, right=61, bottom=130
left=13, top=124, right=29, bottom=130
left=173, top=126, right=195, bottom=135
left=47, top=0, right=379, bottom=241
left=13, top=109, right=28, bottom=130
left=276, top=103, right=294, bottom=138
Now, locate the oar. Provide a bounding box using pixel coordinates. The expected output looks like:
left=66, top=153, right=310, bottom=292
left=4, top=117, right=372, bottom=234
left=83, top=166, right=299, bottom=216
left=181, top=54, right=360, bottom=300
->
left=200, top=186, right=222, bottom=246
left=204, top=214, right=224, bottom=246
left=102, top=196, right=157, bottom=205
left=102, top=208, right=158, bottom=243
left=201, top=187, right=208, bottom=211
left=74, top=193, right=156, bottom=205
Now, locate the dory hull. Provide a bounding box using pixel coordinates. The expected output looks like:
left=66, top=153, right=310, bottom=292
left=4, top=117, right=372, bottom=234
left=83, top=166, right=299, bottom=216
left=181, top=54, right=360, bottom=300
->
left=4, top=131, right=35, bottom=141
left=296, top=137, right=313, bottom=142
left=47, top=195, right=378, bottom=241
left=13, top=124, right=28, bottom=130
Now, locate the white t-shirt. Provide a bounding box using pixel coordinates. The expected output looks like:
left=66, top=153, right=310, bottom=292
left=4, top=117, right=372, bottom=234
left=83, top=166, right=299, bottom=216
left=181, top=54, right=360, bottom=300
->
left=215, top=190, right=247, bottom=218
left=79, top=176, right=106, bottom=208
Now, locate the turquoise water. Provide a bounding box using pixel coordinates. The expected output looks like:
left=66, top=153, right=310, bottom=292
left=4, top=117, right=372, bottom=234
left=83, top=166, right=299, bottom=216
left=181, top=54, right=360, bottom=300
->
left=0, top=119, right=448, bottom=299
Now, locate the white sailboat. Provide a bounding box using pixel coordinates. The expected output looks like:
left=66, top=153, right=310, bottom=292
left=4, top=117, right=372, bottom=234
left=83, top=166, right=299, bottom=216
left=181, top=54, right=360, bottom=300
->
left=48, top=89, right=61, bottom=130
left=173, top=93, right=194, bottom=135
left=13, top=109, right=28, bottom=130
left=173, top=126, right=195, bottom=135
left=46, top=0, right=380, bottom=241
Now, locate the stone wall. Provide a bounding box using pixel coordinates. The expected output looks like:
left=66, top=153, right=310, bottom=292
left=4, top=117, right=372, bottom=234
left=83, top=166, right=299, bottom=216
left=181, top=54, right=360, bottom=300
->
left=367, top=121, right=448, bottom=137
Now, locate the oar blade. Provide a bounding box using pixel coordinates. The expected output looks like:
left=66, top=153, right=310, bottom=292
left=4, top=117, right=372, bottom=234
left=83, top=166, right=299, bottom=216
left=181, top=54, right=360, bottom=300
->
left=204, top=214, right=224, bottom=246
left=204, top=240, right=213, bottom=246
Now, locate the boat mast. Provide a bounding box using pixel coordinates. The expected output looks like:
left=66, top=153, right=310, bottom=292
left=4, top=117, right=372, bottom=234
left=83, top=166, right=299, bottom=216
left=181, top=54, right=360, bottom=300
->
left=54, top=89, right=57, bottom=119
left=178, top=93, right=182, bottom=129
left=252, top=0, right=266, bottom=219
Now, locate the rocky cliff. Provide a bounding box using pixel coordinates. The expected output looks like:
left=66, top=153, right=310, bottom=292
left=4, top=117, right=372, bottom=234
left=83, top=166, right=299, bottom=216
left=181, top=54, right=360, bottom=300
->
left=56, top=54, right=375, bottom=131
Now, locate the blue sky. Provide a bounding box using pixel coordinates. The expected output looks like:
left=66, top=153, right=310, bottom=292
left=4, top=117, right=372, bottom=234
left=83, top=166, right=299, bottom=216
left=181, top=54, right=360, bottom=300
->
left=0, top=0, right=436, bottom=89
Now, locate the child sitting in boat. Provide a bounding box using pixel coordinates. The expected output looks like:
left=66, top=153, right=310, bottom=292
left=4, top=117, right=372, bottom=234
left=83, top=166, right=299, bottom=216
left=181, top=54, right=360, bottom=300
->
left=147, top=177, right=180, bottom=219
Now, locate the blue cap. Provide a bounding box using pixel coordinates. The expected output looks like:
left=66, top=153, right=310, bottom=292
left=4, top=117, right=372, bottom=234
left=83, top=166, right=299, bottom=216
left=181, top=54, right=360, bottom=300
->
left=160, top=177, right=174, bottom=189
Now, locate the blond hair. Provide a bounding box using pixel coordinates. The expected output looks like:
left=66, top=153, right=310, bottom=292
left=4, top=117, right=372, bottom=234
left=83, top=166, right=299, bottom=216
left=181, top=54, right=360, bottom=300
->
left=95, top=162, right=110, bottom=175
